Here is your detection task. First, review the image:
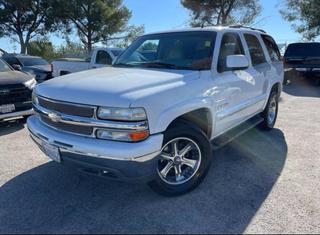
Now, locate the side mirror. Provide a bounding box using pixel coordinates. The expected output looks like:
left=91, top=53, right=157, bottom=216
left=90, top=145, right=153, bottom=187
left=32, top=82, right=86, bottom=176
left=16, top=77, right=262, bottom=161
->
left=226, top=55, right=249, bottom=70
left=12, top=64, right=22, bottom=71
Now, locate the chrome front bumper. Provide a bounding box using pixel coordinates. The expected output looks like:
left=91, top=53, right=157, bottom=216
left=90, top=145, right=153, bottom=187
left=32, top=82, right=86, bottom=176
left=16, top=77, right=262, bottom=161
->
left=0, top=108, right=34, bottom=120
left=27, top=115, right=164, bottom=181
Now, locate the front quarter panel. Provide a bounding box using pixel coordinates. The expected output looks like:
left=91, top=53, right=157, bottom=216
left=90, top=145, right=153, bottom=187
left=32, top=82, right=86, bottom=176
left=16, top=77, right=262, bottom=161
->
left=130, top=72, right=213, bottom=135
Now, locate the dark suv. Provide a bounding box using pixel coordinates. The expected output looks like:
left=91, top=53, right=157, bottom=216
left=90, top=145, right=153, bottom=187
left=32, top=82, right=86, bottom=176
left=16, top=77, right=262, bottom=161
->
left=284, top=42, right=320, bottom=85
left=2, top=54, right=52, bottom=83
left=0, top=59, right=36, bottom=121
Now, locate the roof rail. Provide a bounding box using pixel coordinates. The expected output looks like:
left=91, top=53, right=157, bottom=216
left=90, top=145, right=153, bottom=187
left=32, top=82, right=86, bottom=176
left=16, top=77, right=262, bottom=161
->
left=228, top=24, right=267, bottom=34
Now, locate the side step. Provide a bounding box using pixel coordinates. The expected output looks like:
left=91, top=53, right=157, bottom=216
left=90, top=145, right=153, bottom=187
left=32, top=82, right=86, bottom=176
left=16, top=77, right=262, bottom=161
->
left=211, top=115, right=264, bottom=150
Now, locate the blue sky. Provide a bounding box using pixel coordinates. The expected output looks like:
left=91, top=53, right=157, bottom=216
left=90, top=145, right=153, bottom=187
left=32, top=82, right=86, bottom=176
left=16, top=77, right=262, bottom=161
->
left=0, top=0, right=301, bottom=53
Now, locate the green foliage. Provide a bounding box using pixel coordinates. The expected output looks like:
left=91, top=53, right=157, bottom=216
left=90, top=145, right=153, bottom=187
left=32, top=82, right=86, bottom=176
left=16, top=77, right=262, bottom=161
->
left=28, top=38, right=88, bottom=61
left=139, top=42, right=158, bottom=51
left=280, top=0, right=320, bottom=40
left=28, top=38, right=57, bottom=61
left=181, top=0, right=262, bottom=27
left=0, top=0, right=55, bottom=53
left=113, top=25, right=145, bottom=48
left=53, top=0, right=131, bottom=52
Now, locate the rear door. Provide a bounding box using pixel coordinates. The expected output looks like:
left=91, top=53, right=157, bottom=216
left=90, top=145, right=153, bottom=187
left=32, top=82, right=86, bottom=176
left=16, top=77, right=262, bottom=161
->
left=241, top=33, right=270, bottom=108
left=261, top=34, right=283, bottom=85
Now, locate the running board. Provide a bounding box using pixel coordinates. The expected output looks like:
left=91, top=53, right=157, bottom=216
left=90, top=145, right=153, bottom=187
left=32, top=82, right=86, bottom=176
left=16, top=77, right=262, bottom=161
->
left=211, top=115, right=264, bottom=150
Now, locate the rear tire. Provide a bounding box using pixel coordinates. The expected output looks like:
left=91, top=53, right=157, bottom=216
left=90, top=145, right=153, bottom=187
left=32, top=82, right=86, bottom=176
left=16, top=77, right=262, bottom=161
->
left=148, top=121, right=212, bottom=196
left=260, top=90, right=279, bottom=130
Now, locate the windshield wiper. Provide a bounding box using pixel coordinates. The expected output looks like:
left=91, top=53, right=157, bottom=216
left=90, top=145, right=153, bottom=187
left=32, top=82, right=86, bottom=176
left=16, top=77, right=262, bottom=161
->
left=113, top=63, right=135, bottom=67
left=138, top=62, right=190, bottom=70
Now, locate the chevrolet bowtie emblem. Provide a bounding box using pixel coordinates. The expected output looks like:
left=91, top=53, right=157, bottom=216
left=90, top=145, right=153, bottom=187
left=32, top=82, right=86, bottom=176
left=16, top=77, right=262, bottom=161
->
left=48, top=112, right=62, bottom=123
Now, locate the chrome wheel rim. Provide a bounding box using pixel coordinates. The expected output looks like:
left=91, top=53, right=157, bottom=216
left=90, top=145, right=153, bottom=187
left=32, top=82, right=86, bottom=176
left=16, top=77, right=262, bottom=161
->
left=267, top=96, right=277, bottom=125
left=157, top=137, right=201, bottom=185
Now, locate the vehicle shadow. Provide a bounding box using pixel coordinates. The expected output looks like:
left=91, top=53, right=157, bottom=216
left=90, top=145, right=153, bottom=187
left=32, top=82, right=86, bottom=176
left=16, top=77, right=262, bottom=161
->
left=0, top=128, right=287, bottom=234
left=0, top=118, right=26, bottom=136
left=283, top=72, right=320, bottom=98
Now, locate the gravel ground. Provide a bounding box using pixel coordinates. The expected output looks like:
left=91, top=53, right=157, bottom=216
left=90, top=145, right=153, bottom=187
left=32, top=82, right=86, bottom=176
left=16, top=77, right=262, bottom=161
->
left=0, top=76, right=319, bottom=234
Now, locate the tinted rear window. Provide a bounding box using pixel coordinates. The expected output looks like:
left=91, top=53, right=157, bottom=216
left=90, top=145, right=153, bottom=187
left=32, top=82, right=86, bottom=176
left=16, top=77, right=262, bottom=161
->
left=19, top=57, right=48, bottom=66
left=285, top=43, right=320, bottom=57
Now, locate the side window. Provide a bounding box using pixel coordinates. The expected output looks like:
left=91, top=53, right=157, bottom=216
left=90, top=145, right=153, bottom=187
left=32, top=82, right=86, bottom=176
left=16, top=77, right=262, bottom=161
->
left=262, top=35, right=281, bottom=62
left=95, top=50, right=112, bottom=65
left=3, top=57, right=19, bottom=66
left=218, top=33, right=245, bottom=73
left=244, top=34, right=267, bottom=66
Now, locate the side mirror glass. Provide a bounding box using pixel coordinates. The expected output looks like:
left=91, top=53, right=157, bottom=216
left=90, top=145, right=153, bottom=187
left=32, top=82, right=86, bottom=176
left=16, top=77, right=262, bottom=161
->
left=226, top=55, right=249, bottom=70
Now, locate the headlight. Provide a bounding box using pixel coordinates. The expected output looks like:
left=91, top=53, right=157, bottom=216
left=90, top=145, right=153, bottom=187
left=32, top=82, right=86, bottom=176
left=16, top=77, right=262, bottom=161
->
left=24, top=78, right=37, bottom=89
left=96, top=129, right=149, bottom=142
left=97, top=107, right=147, bottom=121
left=32, top=92, right=39, bottom=105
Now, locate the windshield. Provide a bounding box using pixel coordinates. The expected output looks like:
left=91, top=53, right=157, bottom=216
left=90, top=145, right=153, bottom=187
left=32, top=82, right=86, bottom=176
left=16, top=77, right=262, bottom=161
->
left=19, top=57, right=49, bottom=66
left=0, top=59, right=11, bottom=72
left=114, top=31, right=216, bottom=70
left=285, top=43, right=320, bottom=57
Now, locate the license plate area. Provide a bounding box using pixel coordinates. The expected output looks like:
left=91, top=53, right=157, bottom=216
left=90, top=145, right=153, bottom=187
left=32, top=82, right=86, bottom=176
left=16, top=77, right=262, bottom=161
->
left=0, top=104, right=15, bottom=114
left=41, top=141, right=61, bottom=163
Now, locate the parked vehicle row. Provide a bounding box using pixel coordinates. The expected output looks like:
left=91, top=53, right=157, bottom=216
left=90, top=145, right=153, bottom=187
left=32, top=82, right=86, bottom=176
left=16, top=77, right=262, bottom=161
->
left=27, top=26, right=284, bottom=196
left=51, top=48, right=124, bottom=77
left=2, top=54, right=53, bottom=83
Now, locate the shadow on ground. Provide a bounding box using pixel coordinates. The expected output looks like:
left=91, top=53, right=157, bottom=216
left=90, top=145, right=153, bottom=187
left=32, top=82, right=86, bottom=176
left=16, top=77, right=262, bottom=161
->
left=0, top=127, right=287, bottom=234
left=0, top=118, right=26, bottom=136
left=284, top=72, right=320, bottom=98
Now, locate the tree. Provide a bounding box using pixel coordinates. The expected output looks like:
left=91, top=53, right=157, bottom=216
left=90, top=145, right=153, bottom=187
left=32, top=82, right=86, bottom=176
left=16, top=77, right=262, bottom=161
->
left=106, top=25, right=145, bottom=48
left=28, top=37, right=56, bottom=61
left=54, top=0, right=131, bottom=52
left=181, top=0, right=262, bottom=27
left=280, top=0, right=320, bottom=40
left=0, top=0, right=54, bottom=54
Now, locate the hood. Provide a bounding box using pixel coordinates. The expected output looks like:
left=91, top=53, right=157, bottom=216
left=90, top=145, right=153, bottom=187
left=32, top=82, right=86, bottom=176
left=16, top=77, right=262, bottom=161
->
left=35, top=67, right=199, bottom=107
left=0, top=70, right=34, bottom=85
left=24, top=65, right=51, bottom=73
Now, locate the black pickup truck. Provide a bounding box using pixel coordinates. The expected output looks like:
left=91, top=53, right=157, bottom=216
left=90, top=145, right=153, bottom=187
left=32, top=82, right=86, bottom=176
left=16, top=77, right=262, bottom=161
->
left=0, top=59, right=36, bottom=121
left=284, top=42, right=320, bottom=85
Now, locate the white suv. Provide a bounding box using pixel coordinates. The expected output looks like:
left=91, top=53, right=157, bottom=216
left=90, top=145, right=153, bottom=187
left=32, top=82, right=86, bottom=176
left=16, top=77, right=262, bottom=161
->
left=28, top=26, right=283, bottom=196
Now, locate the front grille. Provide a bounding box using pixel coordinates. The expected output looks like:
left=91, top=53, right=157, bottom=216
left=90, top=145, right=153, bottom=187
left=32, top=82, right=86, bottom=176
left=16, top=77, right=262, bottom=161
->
left=38, top=96, right=95, bottom=118
left=40, top=114, right=93, bottom=136
left=0, top=85, right=32, bottom=105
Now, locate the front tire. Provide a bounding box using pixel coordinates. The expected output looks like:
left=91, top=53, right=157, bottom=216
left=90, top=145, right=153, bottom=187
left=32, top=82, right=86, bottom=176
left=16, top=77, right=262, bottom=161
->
left=260, top=90, right=279, bottom=130
left=148, top=121, right=212, bottom=196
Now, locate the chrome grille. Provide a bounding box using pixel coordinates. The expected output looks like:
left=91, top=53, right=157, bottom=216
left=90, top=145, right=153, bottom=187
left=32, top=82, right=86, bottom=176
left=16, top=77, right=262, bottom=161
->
left=40, top=114, right=94, bottom=136
left=34, top=95, right=149, bottom=138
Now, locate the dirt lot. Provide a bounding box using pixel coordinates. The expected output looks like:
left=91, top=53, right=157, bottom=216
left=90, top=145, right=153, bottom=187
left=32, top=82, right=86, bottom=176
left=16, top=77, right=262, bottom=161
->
left=0, top=75, right=319, bottom=234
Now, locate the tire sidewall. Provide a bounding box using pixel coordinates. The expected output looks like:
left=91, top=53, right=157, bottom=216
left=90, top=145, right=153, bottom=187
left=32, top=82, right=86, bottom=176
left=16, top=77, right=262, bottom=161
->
left=150, top=121, right=212, bottom=196
left=263, top=90, right=279, bottom=129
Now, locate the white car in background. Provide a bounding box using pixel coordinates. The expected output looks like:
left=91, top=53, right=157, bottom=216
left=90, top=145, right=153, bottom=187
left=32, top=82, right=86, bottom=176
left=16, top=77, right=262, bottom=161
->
left=51, top=47, right=124, bottom=77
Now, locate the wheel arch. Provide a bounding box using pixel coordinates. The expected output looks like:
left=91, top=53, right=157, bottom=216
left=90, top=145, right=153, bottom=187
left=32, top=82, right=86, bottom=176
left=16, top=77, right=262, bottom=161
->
left=165, top=107, right=213, bottom=139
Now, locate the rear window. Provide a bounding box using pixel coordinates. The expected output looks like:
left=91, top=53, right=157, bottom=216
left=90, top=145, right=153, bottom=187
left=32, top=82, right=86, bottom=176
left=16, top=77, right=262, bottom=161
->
left=18, top=57, right=48, bottom=66
left=285, top=43, right=320, bottom=57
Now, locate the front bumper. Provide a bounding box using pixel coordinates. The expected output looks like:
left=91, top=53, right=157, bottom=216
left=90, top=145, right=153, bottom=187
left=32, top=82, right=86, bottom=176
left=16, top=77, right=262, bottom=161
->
left=27, top=115, right=163, bottom=182
left=0, top=108, right=33, bottom=120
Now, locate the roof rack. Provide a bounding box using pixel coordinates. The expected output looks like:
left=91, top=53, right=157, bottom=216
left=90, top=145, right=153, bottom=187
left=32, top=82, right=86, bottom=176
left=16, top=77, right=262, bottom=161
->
left=228, top=24, right=267, bottom=34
